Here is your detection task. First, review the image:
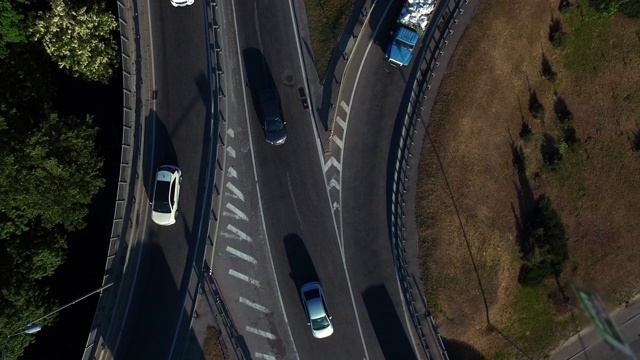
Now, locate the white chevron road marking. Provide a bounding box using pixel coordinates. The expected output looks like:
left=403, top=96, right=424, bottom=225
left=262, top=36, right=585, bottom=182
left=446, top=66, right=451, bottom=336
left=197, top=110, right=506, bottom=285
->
left=323, top=157, right=342, bottom=173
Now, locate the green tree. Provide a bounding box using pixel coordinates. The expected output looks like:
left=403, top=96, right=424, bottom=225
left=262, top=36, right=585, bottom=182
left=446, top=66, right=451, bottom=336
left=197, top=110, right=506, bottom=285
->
left=0, top=0, right=28, bottom=59
left=518, top=195, right=569, bottom=286
left=0, top=112, right=104, bottom=240
left=32, top=0, right=118, bottom=83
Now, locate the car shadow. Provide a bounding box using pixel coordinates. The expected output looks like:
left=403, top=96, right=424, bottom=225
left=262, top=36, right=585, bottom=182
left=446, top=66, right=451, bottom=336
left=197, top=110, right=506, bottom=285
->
left=142, top=109, right=179, bottom=204
left=283, top=234, right=320, bottom=304
left=242, top=47, right=278, bottom=130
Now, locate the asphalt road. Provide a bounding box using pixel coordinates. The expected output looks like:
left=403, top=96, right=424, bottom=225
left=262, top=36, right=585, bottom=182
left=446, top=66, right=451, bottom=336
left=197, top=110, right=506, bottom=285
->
left=206, top=0, right=369, bottom=358
left=107, top=0, right=442, bottom=358
left=332, top=0, right=428, bottom=358
left=199, top=0, right=437, bottom=358
left=111, top=1, right=212, bottom=358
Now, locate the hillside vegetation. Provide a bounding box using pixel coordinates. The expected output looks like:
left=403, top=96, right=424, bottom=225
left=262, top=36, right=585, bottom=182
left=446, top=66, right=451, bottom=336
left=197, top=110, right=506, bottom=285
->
left=0, top=0, right=116, bottom=358
left=417, top=0, right=640, bottom=358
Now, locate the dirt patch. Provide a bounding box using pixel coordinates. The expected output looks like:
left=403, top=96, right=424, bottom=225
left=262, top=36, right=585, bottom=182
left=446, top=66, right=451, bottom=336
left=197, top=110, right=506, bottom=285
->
left=417, top=0, right=640, bottom=358
left=203, top=326, right=229, bottom=360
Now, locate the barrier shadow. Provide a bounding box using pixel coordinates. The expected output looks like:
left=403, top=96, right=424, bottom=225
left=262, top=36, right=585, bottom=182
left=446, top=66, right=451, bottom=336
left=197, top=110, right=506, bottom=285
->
left=362, top=284, right=416, bottom=360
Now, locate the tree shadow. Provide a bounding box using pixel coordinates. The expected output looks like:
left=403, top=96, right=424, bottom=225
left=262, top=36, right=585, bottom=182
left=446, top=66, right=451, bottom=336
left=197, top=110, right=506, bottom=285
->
left=630, top=126, right=640, bottom=151
left=541, top=52, right=556, bottom=81
left=510, top=140, right=535, bottom=255
left=528, top=89, right=545, bottom=120
left=548, top=17, right=564, bottom=45
left=441, top=337, right=486, bottom=360
left=553, top=94, right=573, bottom=122
left=541, top=133, right=562, bottom=166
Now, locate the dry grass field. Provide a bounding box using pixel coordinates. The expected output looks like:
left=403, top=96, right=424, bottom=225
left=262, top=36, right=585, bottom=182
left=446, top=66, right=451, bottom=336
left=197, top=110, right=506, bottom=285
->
left=417, top=0, right=640, bottom=358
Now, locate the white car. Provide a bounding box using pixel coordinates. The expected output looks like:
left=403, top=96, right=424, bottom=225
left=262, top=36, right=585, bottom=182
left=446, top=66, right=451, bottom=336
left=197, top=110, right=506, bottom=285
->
left=300, top=282, right=334, bottom=338
left=151, top=165, right=182, bottom=226
left=170, top=0, right=194, bottom=7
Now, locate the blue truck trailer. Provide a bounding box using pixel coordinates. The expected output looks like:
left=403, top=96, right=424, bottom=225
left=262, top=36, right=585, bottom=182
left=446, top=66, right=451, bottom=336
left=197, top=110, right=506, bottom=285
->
left=386, top=0, right=436, bottom=67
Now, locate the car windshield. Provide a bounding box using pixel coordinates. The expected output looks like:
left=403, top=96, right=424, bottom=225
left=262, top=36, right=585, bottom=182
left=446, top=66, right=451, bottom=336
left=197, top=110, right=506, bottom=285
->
left=153, top=181, right=171, bottom=213
left=265, top=119, right=283, bottom=132
left=311, top=315, right=331, bottom=330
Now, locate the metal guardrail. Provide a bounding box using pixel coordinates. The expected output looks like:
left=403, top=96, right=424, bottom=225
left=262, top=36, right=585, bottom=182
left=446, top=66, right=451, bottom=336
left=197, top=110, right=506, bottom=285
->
left=390, top=0, right=470, bottom=359
left=195, top=1, right=250, bottom=359
left=82, top=1, right=141, bottom=358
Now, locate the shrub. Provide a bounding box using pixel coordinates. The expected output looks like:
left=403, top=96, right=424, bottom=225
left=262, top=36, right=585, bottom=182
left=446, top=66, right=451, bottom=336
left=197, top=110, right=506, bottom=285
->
left=531, top=102, right=545, bottom=121
left=520, top=121, right=534, bottom=142
left=518, top=195, right=569, bottom=286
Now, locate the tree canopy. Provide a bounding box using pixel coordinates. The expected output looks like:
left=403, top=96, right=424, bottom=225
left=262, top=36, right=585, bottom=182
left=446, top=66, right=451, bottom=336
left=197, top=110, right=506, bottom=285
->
left=0, top=0, right=28, bottom=59
left=32, top=0, right=118, bottom=83
left=0, top=0, right=111, bottom=358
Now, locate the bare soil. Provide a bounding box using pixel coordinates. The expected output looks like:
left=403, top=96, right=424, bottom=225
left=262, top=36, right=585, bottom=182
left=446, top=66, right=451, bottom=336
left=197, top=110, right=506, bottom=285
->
left=203, top=326, right=228, bottom=360
left=417, top=0, right=640, bottom=358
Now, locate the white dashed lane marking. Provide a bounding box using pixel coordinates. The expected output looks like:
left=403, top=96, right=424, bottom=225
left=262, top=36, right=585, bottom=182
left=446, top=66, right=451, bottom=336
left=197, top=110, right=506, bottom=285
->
left=224, top=203, right=249, bottom=221
left=226, top=146, right=236, bottom=158
left=245, top=326, right=276, bottom=340
left=225, top=182, right=245, bottom=201
left=228, top=269, right=260, bottom=286
left=226, top=224, right=252, bottom=241
left=239, top=297, right=270, bottom=313
left=225, top=246, right=257, bottom=264
left=227, top=166, right=238, bottom=178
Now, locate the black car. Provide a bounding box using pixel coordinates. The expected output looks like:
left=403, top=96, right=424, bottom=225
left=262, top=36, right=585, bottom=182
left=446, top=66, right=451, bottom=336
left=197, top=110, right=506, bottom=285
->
left=258, top=88, right=287, bottom=145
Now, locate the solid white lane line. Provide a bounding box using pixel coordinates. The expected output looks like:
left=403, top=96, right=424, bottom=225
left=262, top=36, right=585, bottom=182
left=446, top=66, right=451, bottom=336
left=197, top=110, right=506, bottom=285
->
left=225, top=182, right=245, bottom=202
left=225, top=203, right=249, bottom=221
left=228, top=269, right=260, bottom=286
left=226, top=224, right=252, bottom=242
left=239, top=297, right=270, bottom=313
left=245, top=326, right=276, bottom=340
left=225, top=246, right=257, bottom=264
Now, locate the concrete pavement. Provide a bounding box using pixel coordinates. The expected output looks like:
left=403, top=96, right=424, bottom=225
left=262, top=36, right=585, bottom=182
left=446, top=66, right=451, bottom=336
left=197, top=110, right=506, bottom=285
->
left=551, top=295, right=640, bottom=360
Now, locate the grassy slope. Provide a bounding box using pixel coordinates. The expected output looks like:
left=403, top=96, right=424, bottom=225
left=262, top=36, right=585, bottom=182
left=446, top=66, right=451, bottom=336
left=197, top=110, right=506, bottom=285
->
left=303, top=0, right=354, bottom=80
left=417, top=0, right=640, bottom=358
